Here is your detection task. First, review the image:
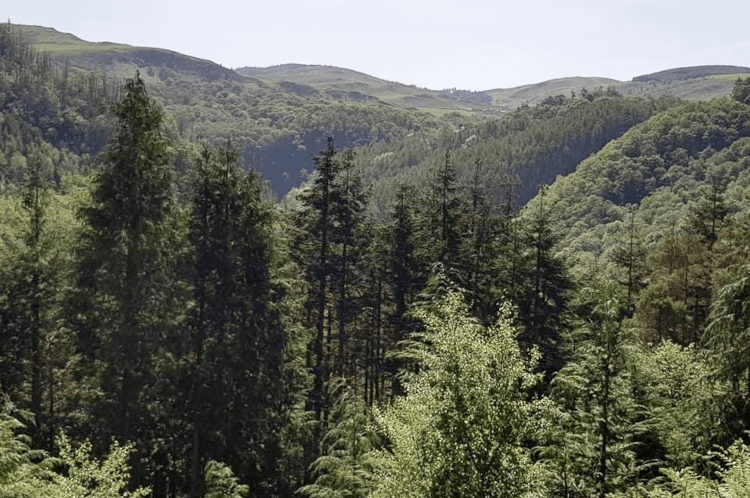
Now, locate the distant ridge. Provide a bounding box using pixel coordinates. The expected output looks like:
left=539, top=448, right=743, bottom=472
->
left=14, top=24, right=246, bottom=82
left=633, top=65, right=750, bottom=83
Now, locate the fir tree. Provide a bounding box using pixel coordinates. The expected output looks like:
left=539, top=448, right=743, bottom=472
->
left=66, top=72, right=180, bottom=492
left=188, top=143, right=294, bottom=498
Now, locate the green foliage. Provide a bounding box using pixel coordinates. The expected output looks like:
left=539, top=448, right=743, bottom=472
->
left=0, top=400, right=49, bottom=498
left=0, top=173, right=83, bottom=450
left=541, top=286, right=646, bottom=497
left=65, top=71, right=187, bottom=493
left=7, top=17, right=750, bottom=498
left=633, top=342, right=720, bottom=468
left=187, top=142, right=299, bottom=496
left=616, top=439, right=750, bottom=498
left=297, top=381, right=381, bottom=498
left=731, top=76, right=750, bottom=105
left=41, top=433, right=149, bottom=498
left=372, top=292, right=541, bottom=498
left=704, top=264, right=750, bottom=395
left=204, top=461, right=249, bottom=498
left=0, top=398, right=148, bottom=498
left=358, top=93, right=677, bottom=214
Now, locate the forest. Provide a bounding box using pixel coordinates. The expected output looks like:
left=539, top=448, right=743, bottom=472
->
left=4, top=20, right=750, bottom=498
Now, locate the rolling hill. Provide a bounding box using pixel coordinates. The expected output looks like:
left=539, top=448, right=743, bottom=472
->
left=7, top=22, right=750, bottom=201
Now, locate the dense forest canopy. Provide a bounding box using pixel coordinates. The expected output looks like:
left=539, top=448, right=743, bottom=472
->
left=4, top=20, right=750, bottom=498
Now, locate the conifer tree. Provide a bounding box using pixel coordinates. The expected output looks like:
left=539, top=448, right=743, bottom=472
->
left=385, top=184, right=423, bottom=396
left=297, top=381, right=380, bottom=498
left=611, top=206, right=648, bottom=312
left=328, top=149, right=369, bottom=380
left=0, top=152, right=75, bottom=451
left=295, top=137, right=339, bottom=423
left=188, top=143, right=295, bottom=498
left=420, top=150, right=464, bottom=270
left=517, top=185, right=570, bottom=378
left=67, top=72, right=180, bottom=490
left=295, top=137, right=370, bottom=414
left=543, top=286, right=646, bottom=498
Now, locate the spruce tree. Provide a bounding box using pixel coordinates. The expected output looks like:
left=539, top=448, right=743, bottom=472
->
left=188, top=143, right=294, bottom=498
left=295, top=137, right=370, bottom=415
left=295, top=137, right=339, bottom=423
left=543, top=286, right=646, bottom=498
left=517, top=185, right=570, bottom=379
left=67, top=71, right=179, bottom=490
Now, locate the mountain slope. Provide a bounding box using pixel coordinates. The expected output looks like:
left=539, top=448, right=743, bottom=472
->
left=9, top=22, right=750, bottom=201
left=521, top=96, right=750, bottom=265
left=15, top=24, right=246, bottom=83
left=237, top=64, right=498, bottom=111
left=352, top=92, right=680, bottom=215
left=484, top=76, right=622, bottom=107
left=633, top=65, right=750, bottom=83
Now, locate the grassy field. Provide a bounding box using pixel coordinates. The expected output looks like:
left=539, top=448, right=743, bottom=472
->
left=16, top=24, right=142, bottom=55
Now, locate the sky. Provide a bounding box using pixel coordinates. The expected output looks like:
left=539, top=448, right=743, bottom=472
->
left=6, top=0, right=750, bottom=91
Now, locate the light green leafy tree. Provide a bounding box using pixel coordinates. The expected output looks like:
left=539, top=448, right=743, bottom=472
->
left=0, top=398, right=148, bottom=498
left=372, top=291, right=542, bottom=498
left=39, top=433, right=149, bottom=498
left=633, top=341, right=721, bottom=469
left=204, top=461, right=249, bottom=498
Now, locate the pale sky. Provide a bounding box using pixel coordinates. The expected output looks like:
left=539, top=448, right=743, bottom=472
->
left=7, top=0, right=750, bottom=91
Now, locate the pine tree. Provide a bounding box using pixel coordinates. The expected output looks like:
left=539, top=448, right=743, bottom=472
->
left=517, top=185, right=570, bottom=379
left=385, top=184, right=423, bottom=396
left=188, top=143, right=295, bottom=498
left=295, top=137, right=339, bottom=423
left=0, top=152, right=74, bottom=451
left=611, top=206, right=648, bottom=312
left=328, top=149, right=369, bottom=381
left=66, top=72, right=180, bottom=490
left=295, top=137, right=370, bottom=415
left=544, top=286, right=646, bottom=498
left=419, top=150, right=464, bottom=270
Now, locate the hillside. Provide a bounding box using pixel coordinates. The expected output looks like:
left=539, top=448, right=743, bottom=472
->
left=237, top=64, right=495, bottom=111
left=633, top=65, right=750, bottom=82
left=7, top=18, right=750, bottom=498
left=520, top=96, right=750, bottom=268
left=15, top=24, right=247, bottom=83
left=352, top=91, right=680, bottom=216
left=483, top=76, right=622, bottom=107
left=7, top=22, right=750, bottom=201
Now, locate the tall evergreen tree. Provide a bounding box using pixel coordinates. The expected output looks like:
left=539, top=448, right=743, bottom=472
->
left=66, top=72, right=181, bottom=492
left=385, top=184, right=423, bottom=396
left=611, top=206, right=648, bottom=312
left=295, top=137, right=340, bottom=424
left=420, top=150, right=464, bottom=270
left=294, top=136, right=373, bottom=438
left=328, top=149, right=369, bottom=381
left=517, top=185, right=570, bottom=378
left=0, top=152, right=59, bottom=449
left=543, top=286, right=646, bottom=498
left=187, top=143, right=298, bottom=498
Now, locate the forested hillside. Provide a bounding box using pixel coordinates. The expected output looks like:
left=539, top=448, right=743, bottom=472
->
left=353, top=89, right=681, bottom=213
left=4, top=19, right=750, bottom=498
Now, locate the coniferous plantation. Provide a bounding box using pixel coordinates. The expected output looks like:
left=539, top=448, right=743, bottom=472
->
left=4, top=20, right=750, bottom=497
